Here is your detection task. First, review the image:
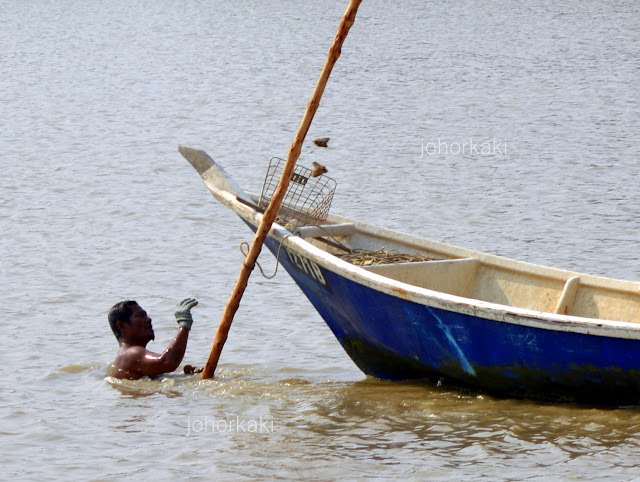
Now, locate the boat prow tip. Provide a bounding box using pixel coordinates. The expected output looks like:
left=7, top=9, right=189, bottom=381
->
left=178, top=145, right=215, bottom=175
left=179, top=145, right=252, bottom=202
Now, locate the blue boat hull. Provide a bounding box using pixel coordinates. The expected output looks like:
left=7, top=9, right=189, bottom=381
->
left=259, top=231, right=640, bottom=405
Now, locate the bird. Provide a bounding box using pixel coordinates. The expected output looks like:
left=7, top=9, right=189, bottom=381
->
left=311, top=162, right=328, bottom=177
left=313, top=137, right=330, bottom=147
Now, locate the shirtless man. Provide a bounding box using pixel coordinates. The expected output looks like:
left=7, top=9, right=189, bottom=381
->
left=107, top=298, right=198, bottom=379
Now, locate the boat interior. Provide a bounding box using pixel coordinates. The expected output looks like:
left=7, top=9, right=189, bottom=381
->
left=293, top=219, right=640, bottom=324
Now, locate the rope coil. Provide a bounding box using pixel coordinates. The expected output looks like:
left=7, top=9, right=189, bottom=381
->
left=239, top=234, right=292, bottom=279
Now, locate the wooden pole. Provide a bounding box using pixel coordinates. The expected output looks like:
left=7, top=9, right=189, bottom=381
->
left=201, top=0, right=363, bottom=379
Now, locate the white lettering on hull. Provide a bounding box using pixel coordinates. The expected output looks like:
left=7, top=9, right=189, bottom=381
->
left=286, top=249, right=327, bottom=286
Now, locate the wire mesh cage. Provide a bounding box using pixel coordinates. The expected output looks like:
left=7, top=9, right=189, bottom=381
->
left=259, top=157, right=337, bottom=226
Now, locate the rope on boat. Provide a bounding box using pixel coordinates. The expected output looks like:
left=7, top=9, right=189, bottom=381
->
left=336, top=248, right=436, bottom=266
left=239, top=234, right=293, bottom=280
left=241, top=236, right=435, bottom=278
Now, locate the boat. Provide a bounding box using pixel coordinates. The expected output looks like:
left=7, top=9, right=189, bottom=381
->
left=180, top=146, right=640, bottom=405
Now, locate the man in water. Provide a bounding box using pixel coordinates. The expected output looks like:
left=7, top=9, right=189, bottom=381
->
left=107, top=298, right=198, bottom=379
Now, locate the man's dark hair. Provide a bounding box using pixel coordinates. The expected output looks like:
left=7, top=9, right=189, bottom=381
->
left=108, top=300, right=138, bottom=341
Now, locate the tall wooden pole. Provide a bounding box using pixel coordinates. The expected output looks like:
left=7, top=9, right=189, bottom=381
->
left=201, top=0, right=363, bottom=379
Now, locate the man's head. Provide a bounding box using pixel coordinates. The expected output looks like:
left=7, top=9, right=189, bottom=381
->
left=108, top=300, right=155, bottom=345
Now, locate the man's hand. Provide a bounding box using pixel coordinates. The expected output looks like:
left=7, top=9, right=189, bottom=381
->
left=174, top=297, right=198, bottom=330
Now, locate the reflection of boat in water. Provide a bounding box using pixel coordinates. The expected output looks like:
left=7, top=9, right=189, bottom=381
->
left=181, top=146, right=640, bottom=405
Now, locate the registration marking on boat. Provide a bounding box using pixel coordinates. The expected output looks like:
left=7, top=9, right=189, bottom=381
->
left=285, top=248, right=328, bottom=287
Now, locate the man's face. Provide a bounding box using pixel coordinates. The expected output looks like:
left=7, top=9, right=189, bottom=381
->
left=123, top=303, right=155, bottom=344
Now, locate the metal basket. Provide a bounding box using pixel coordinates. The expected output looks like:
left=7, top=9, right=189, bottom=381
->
left=259, top=157, right=337, bottom=226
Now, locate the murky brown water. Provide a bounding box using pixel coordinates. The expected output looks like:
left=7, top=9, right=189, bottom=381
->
left=2, top=0, right=639, bottom=479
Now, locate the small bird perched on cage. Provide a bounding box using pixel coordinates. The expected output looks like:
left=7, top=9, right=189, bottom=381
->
left=311, top=162, right=328, bottom=177
left=313, top=137, right=330, bottom=147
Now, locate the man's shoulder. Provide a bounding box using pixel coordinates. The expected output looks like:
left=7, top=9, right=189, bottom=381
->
left=121, top=344, right=148, bottom=355
left=116, top=345, right=150, bottom=363
left=111, top=345, right=151, bottom=379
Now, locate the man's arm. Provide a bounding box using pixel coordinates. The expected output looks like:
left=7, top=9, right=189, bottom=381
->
left=121, top=327, right=190, bottom=378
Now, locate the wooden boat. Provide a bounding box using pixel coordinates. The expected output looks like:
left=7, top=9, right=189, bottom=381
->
left=181, top=146, right=640, bottom=405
